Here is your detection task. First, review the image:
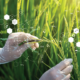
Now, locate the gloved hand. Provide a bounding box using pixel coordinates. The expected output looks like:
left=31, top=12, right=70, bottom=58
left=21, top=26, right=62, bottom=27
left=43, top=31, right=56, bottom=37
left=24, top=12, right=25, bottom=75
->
left=0, top=32, right=39, bottom=64
left=39, top=58, right=73, bottom=80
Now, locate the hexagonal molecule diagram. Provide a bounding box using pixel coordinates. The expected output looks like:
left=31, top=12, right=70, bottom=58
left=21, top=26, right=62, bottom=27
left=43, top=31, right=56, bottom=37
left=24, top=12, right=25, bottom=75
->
left=7, top=28, right=12, bottom=34
left=73, top=28, right=79, bottom=34
left=12, top=19, right=18, bottom=25
left=4, top=14, right=10, bottom=20
left=68, top=37, right=74, bottom=43
left=76, top=42, right=80, bottom=47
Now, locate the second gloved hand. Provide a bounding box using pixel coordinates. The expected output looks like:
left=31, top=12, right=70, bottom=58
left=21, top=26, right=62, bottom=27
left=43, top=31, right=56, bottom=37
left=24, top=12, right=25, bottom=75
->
left=39, top=58, right=73, bottom=80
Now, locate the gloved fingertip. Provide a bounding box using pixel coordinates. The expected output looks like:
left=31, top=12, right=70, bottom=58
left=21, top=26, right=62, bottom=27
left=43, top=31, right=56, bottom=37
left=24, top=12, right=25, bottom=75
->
left=32, top=47, right=36, bottom=50
left=32, top=36, right=39, bottom=39
left=36, top=43, right=39, bottom=48
left=24, top=43, right=34, bottom=49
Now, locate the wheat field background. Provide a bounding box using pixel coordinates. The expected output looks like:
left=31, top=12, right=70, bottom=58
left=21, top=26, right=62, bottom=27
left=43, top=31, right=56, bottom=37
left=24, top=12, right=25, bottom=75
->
left=0, top=0, right=80, bottom=80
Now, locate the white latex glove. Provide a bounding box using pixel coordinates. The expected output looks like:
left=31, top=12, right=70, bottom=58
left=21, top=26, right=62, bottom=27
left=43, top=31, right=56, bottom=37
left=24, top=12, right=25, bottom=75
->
left=39, top=58, right=73, bottom=80
left=0, top=32, right=39, bottom=64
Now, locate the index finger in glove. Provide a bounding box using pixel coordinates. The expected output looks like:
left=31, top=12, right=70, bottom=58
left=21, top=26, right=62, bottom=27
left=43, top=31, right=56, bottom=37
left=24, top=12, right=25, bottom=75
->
left=8, top=32, right=38, bottom=46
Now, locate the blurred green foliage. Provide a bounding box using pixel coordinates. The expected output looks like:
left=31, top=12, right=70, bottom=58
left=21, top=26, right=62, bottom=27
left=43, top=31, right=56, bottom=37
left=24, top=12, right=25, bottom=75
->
left=0, top=0, right=80, bottom=80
